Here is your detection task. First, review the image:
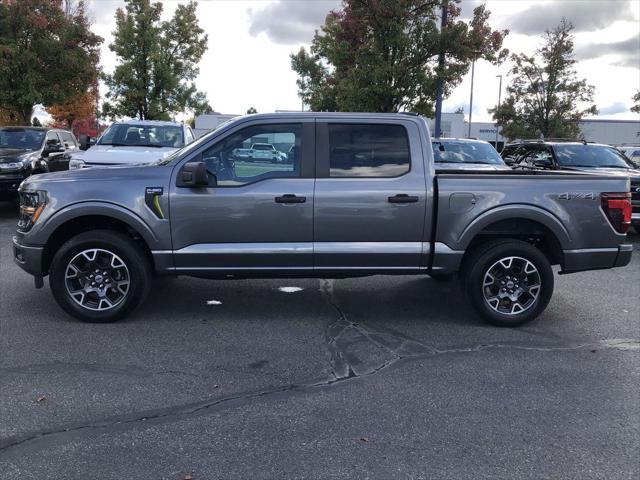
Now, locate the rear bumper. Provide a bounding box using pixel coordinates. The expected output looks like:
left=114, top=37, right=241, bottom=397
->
left=13, top=236, right=45, bottom=277
left=561, top=244, right=632, bottom=274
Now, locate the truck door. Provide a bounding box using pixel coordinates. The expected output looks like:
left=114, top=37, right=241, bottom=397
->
left=169, top=119, right=315, bottom=272
left=43, top=131, right=68, bottom=172
left=314, top=119, right=429, bottom=270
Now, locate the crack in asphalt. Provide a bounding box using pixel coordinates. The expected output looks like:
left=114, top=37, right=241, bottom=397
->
left=1, top=279, right=638, bottom=456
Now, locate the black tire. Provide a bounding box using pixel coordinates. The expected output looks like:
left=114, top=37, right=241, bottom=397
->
left=461, top=239, right=554, bottom=327
left=49, top=230, right=151, bottom=323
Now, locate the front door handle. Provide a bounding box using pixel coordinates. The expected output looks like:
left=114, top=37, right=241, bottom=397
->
left=275, top=194, right=306, bottom=204
left=388, top=194, right=419, bottom=204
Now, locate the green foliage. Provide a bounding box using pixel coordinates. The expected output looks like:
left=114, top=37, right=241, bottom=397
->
left=0, top=0, right=102, bottom=124
left=102, top=0, right=209, bottom=120
left=490, top=19, right=597, bottom=140
left=246, top=107, right=258, bottom=114
left=290, top=0, right=508, bottom=114
left=31, top=117, right=42, bottom=127
left=632, top=91, right=640, bottom=114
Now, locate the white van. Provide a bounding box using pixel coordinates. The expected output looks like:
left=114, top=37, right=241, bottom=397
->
left=69, top=120, right=196, bottom=169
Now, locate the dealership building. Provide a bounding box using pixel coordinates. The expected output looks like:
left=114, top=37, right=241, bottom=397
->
left=195, top=112, right=640, bottom=150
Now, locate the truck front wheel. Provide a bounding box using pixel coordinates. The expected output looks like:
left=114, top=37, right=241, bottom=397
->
left=49, top=230, right=151, bottom=323
left=462, top=239, right=554, bottom=327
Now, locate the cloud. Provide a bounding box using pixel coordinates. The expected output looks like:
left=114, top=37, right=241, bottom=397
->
left=599, top=102, right=630, bottom=115
left=506, top=0, right=634, bottom=35
left=575, top=34, right=640, bottom=68
left=247, top=0, right=340, bottom=45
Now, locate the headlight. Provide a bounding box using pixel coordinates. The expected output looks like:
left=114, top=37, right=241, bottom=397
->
left=69, top=158, right=86, bottom=169
left=0, top=162, right=25, bottom=172
left=18, top=190, right=47, bottom=232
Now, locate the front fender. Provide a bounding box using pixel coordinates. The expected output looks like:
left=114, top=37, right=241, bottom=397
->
left=27, top=201, right=160, bottom=249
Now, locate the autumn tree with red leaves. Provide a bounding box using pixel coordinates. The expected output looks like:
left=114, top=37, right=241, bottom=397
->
left=291, top=0, right=508, bottom=114
left=0, top=0, right=102, bottom=125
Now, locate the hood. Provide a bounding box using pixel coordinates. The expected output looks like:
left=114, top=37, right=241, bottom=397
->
left=0, top=148, right=35, bottom=162
left=21, top=163, right=168, bottom=190
left=434, top=162, right=511, bottom=171
left=73, top=144, right=177, bottom=165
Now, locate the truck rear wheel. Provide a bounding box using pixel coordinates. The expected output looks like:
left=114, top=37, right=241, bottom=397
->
left=49, top=230, right=151, bottom=323
left=462, top=239, right=554, bottom=327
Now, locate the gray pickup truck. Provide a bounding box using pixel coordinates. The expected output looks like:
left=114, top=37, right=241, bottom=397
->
left=13, top=113, right=633, bottom=326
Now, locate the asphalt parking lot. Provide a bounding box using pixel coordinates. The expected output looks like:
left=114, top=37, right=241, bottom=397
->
left=0, top=199, right=638, bottom=479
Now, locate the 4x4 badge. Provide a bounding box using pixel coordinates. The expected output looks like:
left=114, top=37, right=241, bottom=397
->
left=558, top=192, right=595, bottom=200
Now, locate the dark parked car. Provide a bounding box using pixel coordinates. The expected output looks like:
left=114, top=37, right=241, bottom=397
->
left=0, top=126, right=78, bottom=198
left=432, top=138, right=510, bottom=171
left=501, top=139, right=640, bottom=230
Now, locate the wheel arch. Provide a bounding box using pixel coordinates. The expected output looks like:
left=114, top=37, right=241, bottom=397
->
left=40, top=203, right=158, bottom=275
left=459, top=205, right=569, bottom=267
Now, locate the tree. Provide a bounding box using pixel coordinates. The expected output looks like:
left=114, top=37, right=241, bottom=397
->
left=0, top=0, right=102, bottom=124
left=290, top=0, right=508, bottom=114
left=49, top=83, right=99, bottom=128
left=103, top=0, right=209, bottom=120
left=490, top=19, right=597, bottom=140
left=632, top=91, right=640, bottom=114
left=246, top=107, right=258, bottom=114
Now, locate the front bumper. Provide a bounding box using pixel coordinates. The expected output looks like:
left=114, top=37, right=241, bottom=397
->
left=0, top=174, right=25, bottom=197
left=13, top=236, right=45, bottom=277
left=562, top=244, right=633, bottom=273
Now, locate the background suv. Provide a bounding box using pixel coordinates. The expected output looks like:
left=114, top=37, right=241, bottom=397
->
left=501, top=139, right=640, bottom=231
left=0, top=126, right=78, bottom=198
left=69, top=120, right=196, bottom=169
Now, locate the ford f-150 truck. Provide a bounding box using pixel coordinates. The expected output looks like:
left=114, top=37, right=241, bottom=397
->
left=13, top=113, right=633, bottom=326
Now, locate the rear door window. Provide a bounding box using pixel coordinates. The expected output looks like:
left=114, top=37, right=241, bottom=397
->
left=328, top=124, right=410, bottom=177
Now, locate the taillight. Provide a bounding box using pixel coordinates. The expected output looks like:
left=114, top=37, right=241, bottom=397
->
left=601, top=192, right=631, bottom=234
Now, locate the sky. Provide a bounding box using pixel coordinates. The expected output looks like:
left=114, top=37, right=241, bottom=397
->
left=83, top=0, right=640, bottom=123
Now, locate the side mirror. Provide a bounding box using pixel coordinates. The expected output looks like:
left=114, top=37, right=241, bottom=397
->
left=503, top=156, right=516, bottom=166
left=177, top=161, right=210, bottom=187
left=43, top=143, right=64, bottom=156
left=79, top=134, right=93, bottom=151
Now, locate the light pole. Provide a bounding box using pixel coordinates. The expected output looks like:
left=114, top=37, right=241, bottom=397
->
left=467, top=53, right=481, bottom=138
left=495, top=74, right=502, bottom=147
left=434, top=0, right=448, bottom=138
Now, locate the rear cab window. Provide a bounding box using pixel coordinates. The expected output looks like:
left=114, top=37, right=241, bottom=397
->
left=327, top=123, right=410, bottom=177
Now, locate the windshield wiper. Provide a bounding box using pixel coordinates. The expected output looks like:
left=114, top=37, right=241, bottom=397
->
left=137, top=143, right=166, bottom=148
left=98, top=142, right=127, bottom=147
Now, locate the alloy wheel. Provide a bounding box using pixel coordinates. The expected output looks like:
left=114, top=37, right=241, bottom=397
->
left=482, top=256, right=541, bottom=315
left=64, top=248, right=130, bottom=311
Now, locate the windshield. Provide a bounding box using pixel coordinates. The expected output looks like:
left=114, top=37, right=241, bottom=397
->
left=433, top=141, right=504, bottom=164
left=98, top=124, right=184, bottom=148
left=554, top=144, right=633, bottom=169
left=0, top=129, right=45, bottom=151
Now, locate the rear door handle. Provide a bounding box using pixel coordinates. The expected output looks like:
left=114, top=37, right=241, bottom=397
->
left=275, top=194, right=306, bottom=204
left=388, top=194, right=419, bottom=204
